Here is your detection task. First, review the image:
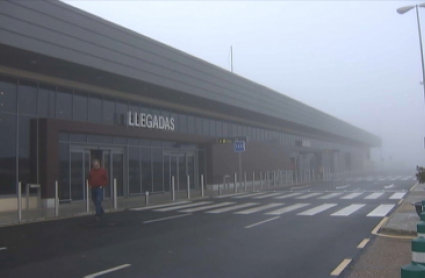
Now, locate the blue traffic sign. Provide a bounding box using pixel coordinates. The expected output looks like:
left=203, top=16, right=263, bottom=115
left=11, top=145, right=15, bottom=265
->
left=234, top=141, right=245, bottom=152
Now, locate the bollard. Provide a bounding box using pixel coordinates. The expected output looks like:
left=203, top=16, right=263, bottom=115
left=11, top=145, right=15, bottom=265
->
left=234, top=173, right=238, bottom=193
left=244, top=172, right=247, bottom=192
left=172, top=176, right=175, bottom=201
left=86, top=180, right=90, bottom=213
left=113, top=178, right=117, bottom=209
left=55, top=180, right=59, bottom=216
left=17, top=182, right=22, bottom=221
left=252, top=172, right=255, bottom=191
left=187, top=175, right=191, bottom=199
left=145, top=191, right=149, bottom=206
left=411, top=237, right=425, bottom=266
left=401, top=262, right=425, bottom=277
left=201, top=174, right=205, bottom=197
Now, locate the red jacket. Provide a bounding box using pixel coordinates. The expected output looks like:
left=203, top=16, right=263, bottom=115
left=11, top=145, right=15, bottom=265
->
left=88, top=168, right=109, bottom=188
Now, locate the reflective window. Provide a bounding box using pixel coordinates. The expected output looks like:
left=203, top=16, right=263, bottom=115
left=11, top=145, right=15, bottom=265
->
left=56, top=88, right=73, bottom=119
left=59, top=143, right=70, bottom=200
left=195, top=117, right=202, bottom=135
left=87, top=135, right=113, bottom=144
left=18, top=81, right=37, bottom=115
left=70, top=134, right=87, bottom=143
left=152, top=149, right=163, bottom=192
left=141, top=148, right=152, bottom=193
left=88, top=95, right=102, bottom=123
left=19, top=116, right=33, bottom=185
left=223, top=122, right=229, bottom=137
left=0, top=113, right=16, bottom=194
left=73, top=92, right=88, bottom=122
left=209, top=120, right=216, bottom=137
left=116, top=101, right=128, bottom=125
left=202, top=118, right=209, bottom=136
left=179, top=114, right=188, bottom=134
left=37, top=85, right=53, bottom=117
left=129, top=147, right=141, bottom=194
left=0, top=76, right=17, bottom=113
left=231, top=123, right=238, bottom=137
left=216, top=121, right=223, bottom=137
left=187, top=115, right=195, bottom=134
left=103, top=97, right=115, bottom=124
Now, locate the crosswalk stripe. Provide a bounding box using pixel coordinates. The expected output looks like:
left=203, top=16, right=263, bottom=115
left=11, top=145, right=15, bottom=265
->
left=252, top=193, right=285, bottom=199
left=274, top=192, right=303, bottom=199
left=206, top=202, right=258, bottom=213
left=234, top=203, right=284, bottom=214
left=367, top=204, right=395, bottom=217
left=130, top=201, right=190, bottom=211
left=297, top=204, right=338, bottom=216
left=318, top=193, right=342, bottom=199
left=341, top=193, right=363, bottom=199
left=265, top=203, right=310, bottom=215
left=214, top=193, right=248, bottom=199
left=155, top=201, right=212, bottom=212
left=331, top=204, right=365, bottom=216
left=389, top=192, right=406, bottom=200
left=296, top=193, right=323, bottom=199
left=179, top=202, right=235, bottom=213
left=364, top=193, right=384, bottom=200
left=232, top=193, right=266, bottom=199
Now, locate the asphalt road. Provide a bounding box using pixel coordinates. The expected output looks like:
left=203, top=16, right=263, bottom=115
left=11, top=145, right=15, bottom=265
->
left=0, top=174, right=415, bottom=278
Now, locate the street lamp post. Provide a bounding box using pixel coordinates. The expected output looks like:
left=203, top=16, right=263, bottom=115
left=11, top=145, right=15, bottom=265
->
left=397, top=3, right=425, bottom=102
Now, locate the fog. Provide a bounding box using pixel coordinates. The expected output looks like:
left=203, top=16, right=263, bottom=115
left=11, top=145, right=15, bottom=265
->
left=63, top=0, right=425, bottom=171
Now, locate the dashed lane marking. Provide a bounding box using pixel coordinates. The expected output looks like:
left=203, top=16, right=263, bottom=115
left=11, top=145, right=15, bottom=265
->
left=155, top=201, right=212, bottom=212
left=179, top=202, right=235, bottom=213
left=390, top=192, right=406, bottom=200
left=143, top=214, right=192, bottom=224
left=330, top=259, right=352, bottom=276
left=295, top=193, right=322, bottom=199
left=331, top=204, right=365, bottom=216
left=274, top=192, right=303, bottom=199
left=206, top=202, right=258, bottom=213
left=365, top=193, right=384, bottom=199
left=340, top=193, right=362, bottom=199
left=265, top=203, right=310, bottom=215
left=234, top=203, right=283, bottom=214
left=357, top=238, right=370, bottom=249
left=129, top=201, right=190, bottom=211
left=84, top=264, right=131, bottom=278
left=297, top=204, right=337, bottom=216
left=0, top=247, right=7, bottom=251
left=245, top=216, right=280, bottom=229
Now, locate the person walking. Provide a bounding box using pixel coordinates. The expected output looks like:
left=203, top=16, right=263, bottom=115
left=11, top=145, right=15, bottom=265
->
left=88, top=159, right=109, bottom=221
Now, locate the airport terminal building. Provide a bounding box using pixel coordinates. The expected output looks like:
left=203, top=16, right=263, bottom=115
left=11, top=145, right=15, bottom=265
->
left=0, top=1, right=380, bottom=207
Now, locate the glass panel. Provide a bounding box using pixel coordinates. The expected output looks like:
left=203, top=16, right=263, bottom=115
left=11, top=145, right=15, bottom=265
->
left=202, top=118, right=209, bottom=136
left=102, top=152, right=111, bottom=198
left=187, top=115, right=195, bottom=134
left=141, top=147, right=152, bottom=193
left=179, top=114, right=188, bottom=134
left=216, top=121, right=223, bottom=137
left=37, top=85, right=50, bottom=117
left=112, top=153, right=124, bottom=196
left=199, top=151, right=205, bottom=187
left=70, top=134, right=87, bottom=143
left=0, top=113, right=16, bottom=194
left=0, top=76, right=17, bottom=113
left=114, top=136, right=127, bottom=145
left=88, top=95, right=102, bottom=123
left=129, top=147, right=140, bottom=194
left=187, top=155, right=195, bottom=189
left=59, top=143, right=70, bottom=200
left=152, top=149, right=163, bottom=192
left=178, top=155, right=186, bottom=191
left=87, top=135, right=113, bottom=144
left=163, top=155, right=170, bottom=192
left=56, top=88, right=73, bottom=119
left=116, top=101, right=128, bottom=125
left=73, top=92, right=88, bottom=122
left=18, top=81, right=37, bottom=115
left=195, top=117, right=202, bottom=136
left=18, top=116, right=32, bottom=186
left=103, top=97, right=115, bottom=124
left=84, top=152, right=90, bottom=200
left=128, top=138, right=139, bottom=146
left=70, top=152, right=84, bottom=200
left=171, top=156, right=178, bottom=190
left=59, top=133, right=69, bottom=142
left=209, top=120, right=216, bottom=137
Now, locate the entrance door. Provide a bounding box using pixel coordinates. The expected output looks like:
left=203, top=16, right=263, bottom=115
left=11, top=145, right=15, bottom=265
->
left=102, top=150, right=125, bottom=198
left=163, top=151, right=197, bottom=192
left=69, top=150, right=90, bottom=201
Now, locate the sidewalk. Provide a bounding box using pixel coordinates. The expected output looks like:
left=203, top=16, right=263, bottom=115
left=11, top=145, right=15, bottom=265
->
left=347, top=183, right=424, bottom=278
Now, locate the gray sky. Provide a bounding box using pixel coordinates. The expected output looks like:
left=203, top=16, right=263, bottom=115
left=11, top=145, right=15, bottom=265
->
left=63, top=0, right=425, bottom=170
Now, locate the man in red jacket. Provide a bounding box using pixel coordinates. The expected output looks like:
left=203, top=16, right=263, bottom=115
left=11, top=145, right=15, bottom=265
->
left=88, top=159, right=109, bottom=221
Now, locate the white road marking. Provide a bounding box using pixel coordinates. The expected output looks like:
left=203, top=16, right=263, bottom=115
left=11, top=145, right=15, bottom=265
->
left=245, top=216, right=280, bottom=229
left=155, top=201, right=212, bottom=212
left=291, top=184, right=311, bottom=190
left=318, top=193, right=342, bottom=199
left=383, top=184, right=394, bottom=189
left=274, top=192, right=303, bottom=199
left=330, top=259, right=352, bottom=276
left=357, top=238, right=370, bottom=249
left=129, top=201, right=190, bottom=211
left=234, top=203, right=283, bottom=214
left=297, top=204, right=338, bottom=216
left=331, top=204, right=365, bottom=216
left=0, top=247, right=7, bottom=251
left=367, top=204, right=395, bottom=217
left=214, top=193, right=248, bottom=199
left=252, top=193, right=285, bottom=199
left=340, top=193, right=363, bottom=199
left=296, top=193, right=323, bottom=199
left=364, top=193, right=384, bottom=200
left=179, top=202, right=235, bottom=213
left=84, top=264, right=131, bottom=278
left=232, top=192, right=267, bottom=199
left=143, top=214, right=191, bottom=224
left=389, top=192, right=406, bottom=200
left=206, top=202, right=258, bottom=213
left=336, top=184, right=351, bottom=189
left=265, top=203, right=310, bottom=215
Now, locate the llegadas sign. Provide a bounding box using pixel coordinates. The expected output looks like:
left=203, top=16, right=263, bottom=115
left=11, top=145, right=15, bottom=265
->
left=127, top=111, right=175, bottom=131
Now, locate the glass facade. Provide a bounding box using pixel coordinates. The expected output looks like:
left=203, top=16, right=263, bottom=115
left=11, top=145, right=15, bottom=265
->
left=0, top=75, right=364, bottom=196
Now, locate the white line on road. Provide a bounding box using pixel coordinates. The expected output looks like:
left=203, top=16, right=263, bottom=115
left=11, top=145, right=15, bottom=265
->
left=330, top=259, right=352, bottom=276
left=331, top=204, right=365, bottom=216
left=84, top=264, right=131, bottom=278
left=295, top=193, right=322, bottom=199
left=179, top=202, right=235, bottom=213
left=274, top=192, right=303, bottom=199
left=340, top=193, right=363, bottom=199
left=129, top=201, right=190, bottom=211
left=143, top=214, right=191, bottom=224
left=232, top=192, right=266, bottom=199
left=155, top=201, right=212, bottom=212
left=318, top=193, right=342, bottom=199
left=214, top=193, right=248, bottom=199
left=398, top=199, right=404, bottom=205
left=245, top=216, right=280, bottom=229
left=357, top=238, right=370, bottom=249
left=336, top=184, right=351, bottom=189
left=390, top=192, right=406, bottom=200
left=297, top=204, right=337, bottom=216
left=367, top=204, right=395, bottom=217
left=206, top=203, right=258, bottom=213
left=234, top=203, right=283, bottom=214
left=0, top=247, right=7, bottom=251
left=265, top=203, right=310, bottom=215
left=384, top=184, right=394, bottom=189
left=364, top=193, right=384, bottom=200
left=252, top=192, right=285, bottom=199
